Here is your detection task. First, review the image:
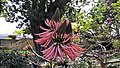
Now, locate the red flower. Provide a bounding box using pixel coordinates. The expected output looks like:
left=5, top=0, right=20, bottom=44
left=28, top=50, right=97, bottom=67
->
left=35, top=18, right=85, bottom=63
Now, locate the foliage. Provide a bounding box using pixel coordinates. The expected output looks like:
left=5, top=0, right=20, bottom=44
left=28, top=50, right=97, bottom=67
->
left=0, top=0, right=7, bottom=16
left=112, top=39, right=120, bottom=49
left=0, top=49, right=29, bottom=68
left=111, top=0, right=120, bottom=21
left=4, top=0, right=71, bottom=29
left=61, top=0, right=120, bottom=68
left=110, top=0, right=120, bottom=40
left=67, top=0, right=108, bottom=33
left=14, top=29, right=24, bottom=35
left=63, top=0, right=93, bottom=33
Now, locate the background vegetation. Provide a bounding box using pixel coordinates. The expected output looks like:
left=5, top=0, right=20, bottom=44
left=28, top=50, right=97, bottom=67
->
left=0, top=0, right=120, bottom=68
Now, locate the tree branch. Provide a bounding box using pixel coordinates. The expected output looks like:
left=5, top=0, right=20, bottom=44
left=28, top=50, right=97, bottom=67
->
left=84, top=54, right=103, bottom=62
left=30, top=45, right=50, bottom=63
left=105, top=61, right=120, bottom=64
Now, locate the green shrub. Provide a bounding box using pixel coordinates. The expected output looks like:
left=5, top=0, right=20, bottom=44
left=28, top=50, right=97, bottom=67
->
left=0, top=49, right=29, bottom=68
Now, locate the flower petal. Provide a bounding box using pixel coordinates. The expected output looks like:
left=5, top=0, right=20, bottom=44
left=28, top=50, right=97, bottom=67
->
left=57, top=45, right=64, bottom=63
left=42, top=43, right=55, bottom=55
left=40, top=26, right=49, bottom=31
left=53, top=47, right=58, bottom=61
left=45, top=19, right=51, bottom=27
left=65, top=18, right=69, bottom=26
left=46, top=46, right=55, bottom=60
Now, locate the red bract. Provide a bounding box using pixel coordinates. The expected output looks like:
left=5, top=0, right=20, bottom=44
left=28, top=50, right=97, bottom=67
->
left=35, top=18, right=85, bottom=63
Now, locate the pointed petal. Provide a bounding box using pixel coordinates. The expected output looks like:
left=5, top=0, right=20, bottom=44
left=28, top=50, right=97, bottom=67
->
left=72, top=43, right=85, bottom=51
left=45, top=19, right=51, bottom=27
left=60, top=34, right=63, bottom=38
left=64, top=45, right=75, bottom=60
left=72, top=35, right=80, bottom=40
left=35, top=30, right=50, bottom=37
left=62, top=36, right=71, bottom=43
left=61, top=45, right=71, bottom=54
left=65, top=18, right=69, bottom=26
left=56, top=21, right=62, bottom=30
left=63, top=33, right=69, bottom=38
left=45, top=46, right=55, bottom=59
left=40, top=26, right=49, bottom=31
left=71, top=44, right=79, bottom=52
left=43, top=38, right=52, bottom=47
left=79, top=52, right=85, bottom=54
left=53, top=21, right=57, bottom=30
left=69, top=46, right=79, bottom=57
left=53, top=47, right=58, bottom=61
left=42, top=43, right=55, bottom=55
left=57, top=45, right=64, bottom=63
left=35, top=38, right=46, bottom=44
left=41, top=32, right=52, bottom=38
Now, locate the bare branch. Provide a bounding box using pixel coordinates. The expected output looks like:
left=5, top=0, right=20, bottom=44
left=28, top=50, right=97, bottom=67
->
left=105, top=61, right=120, bottom=64
left=84, top=54, right=103, bottom=62
left=29, top=45, right=50, bottom=63
left=84, top=45, right=94, bottom=53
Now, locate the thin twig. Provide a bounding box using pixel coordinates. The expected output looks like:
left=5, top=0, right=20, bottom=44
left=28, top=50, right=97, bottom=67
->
left=84, top=54, right=103, bottom=62
left=30, top=45, right=50, bottom=63
left=23, top=34, right=50, bottom=63
left=84, top=45, right=94, bottom=53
